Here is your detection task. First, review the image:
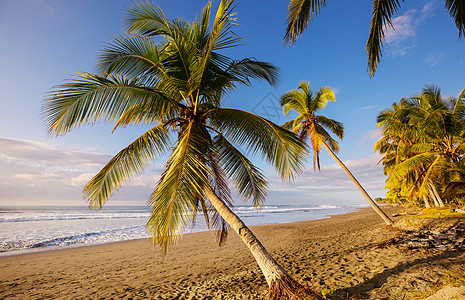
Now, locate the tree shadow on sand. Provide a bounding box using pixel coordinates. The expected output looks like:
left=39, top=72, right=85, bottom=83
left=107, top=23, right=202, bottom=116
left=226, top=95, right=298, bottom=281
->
left=334, top=250, right=465, bottom=299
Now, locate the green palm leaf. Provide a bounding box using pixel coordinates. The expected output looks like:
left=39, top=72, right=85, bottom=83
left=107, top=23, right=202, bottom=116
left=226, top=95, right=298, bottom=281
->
left=42, top=72, right=177, bottom=136
left=207, top=108, right=307, bottom=179
left=366, top=0, right=403, bottom=76
left=84, top=124, right=171, bottom=209
left=284, top=0, right=326, bottom=45
left=148, top=121, right=212, bottom=252
left=96, top=35, right=163, bottom=85
left=317, top=115, right=344, bottom=139
left=214, top=134, right=268, bottom=206
left=445, top=0, right=465, bottom=37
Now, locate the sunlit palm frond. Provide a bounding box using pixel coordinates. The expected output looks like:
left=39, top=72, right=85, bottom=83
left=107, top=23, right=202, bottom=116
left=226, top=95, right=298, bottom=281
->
left=313, top=86, right=335, bottom=110
left=214, top=134, right=268, bottom=206
left=148, top=122, right=212, bottom=252
left=408, top=143, right=436, bottom=154
left=42, top=73, right=175, bottom=136
left=388, top=152, right=436, bottom=186
left=207, top=108, right=307, bottom=179
left=124, top=1, right=171, bottom=37
left=84, top=124, right=171, bottom=209
left=284, top=0, right=326, bottom=45
left=453, top=88, right=465, bottom=120
left=317, top=115, right=344, bottom=139
left=316, top=124, right=339, bottom=153
left=96, top=35, right=163, bottom=85
left=112, top=97, right=179, bottom=131
left=280, top=90, right=307, bottom=115
left=207, top=0, right=242, bottom=51
left=367, top=0, right=403, bottom=76
left=227, top=59, right=280, bottom=87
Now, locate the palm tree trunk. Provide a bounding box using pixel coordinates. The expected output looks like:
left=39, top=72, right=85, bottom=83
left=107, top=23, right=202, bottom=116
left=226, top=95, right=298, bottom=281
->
left=430, top=182, right=445, bottom=207
left=205, top=188, right=322, bottom=300
left=429, top=189, right=440, bottom=207
left=321, top=142, right=394, bottom=226
left=423, top=195, right=432, bottom=208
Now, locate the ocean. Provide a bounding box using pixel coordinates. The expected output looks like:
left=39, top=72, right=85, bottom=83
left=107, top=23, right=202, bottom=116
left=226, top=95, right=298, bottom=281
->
left=0, top=204, right=367, bottom=256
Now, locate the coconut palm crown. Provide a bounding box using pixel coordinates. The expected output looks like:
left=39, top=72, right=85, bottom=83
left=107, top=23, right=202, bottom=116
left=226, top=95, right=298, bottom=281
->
left=281, top=80, right=343, bottom=171
left=41, top=1, right=322, bottom=298
left=376, top=85, right=465, bottom=207
left=281, top=81, right=394, bottom=225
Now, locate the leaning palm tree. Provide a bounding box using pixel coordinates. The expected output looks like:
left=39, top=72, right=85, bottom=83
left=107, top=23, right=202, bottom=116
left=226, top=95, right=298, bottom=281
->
left=284, top=0, right=465, bottom=76
left=281, top=81, right=393, bottom=225
left=42, top=1, right=322, bottom=299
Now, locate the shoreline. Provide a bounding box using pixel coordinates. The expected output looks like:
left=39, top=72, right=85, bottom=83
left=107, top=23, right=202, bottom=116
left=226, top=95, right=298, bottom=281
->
left=0, top=204, right=366, bottom=258
left=2, top=205, right=464, bottom=299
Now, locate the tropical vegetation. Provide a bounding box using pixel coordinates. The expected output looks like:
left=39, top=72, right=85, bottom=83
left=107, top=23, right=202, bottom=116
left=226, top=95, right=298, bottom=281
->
left=280, top=81, right=393, bottom=225
left=284, top=0, right=465, bottom=76
left=41, top=0, right=329, bottom=298
left=375, top=84, right=465, bottom=208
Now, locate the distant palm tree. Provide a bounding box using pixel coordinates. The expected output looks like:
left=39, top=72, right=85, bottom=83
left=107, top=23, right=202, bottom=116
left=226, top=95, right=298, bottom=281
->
left=42, top=1, right=323, bottom=298
left=383, top=85, right=465, bottom=207
left=284, top=0, right=465, bottom=76
left=281, top=81, right=393, bottom=225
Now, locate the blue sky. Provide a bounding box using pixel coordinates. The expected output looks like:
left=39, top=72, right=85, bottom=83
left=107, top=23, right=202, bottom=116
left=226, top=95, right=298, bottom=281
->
left=0, top=0, right=463, bottom=206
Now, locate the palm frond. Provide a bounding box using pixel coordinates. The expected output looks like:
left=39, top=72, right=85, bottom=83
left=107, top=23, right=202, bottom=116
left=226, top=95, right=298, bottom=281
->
left=227, top=59, right=280, bottom=87
left=148, top=121, right=212, bottom=252
left=388, top=152, right=436, bottom=186
left=313, top=86, right=335, bottom=110
left=316, top=115, right=344, bottom=139
left=280, top=90, right=307, bottom=115
left=84, top=124, right=171, bottom=209
left=124, top=1, right=171, bottom=37
left=316, top=124, right=339, bottom=153
left=284, top=0, right=326, bottom=45
left=366, top=0, right=403, bottom=76
left=42, top=73, right=177, bottom=136
left=445, top=0, right=465, bottom=37
left=96, top=35, right=163, bottom=85
left=207, top=0, right=242, bottom=51
left=205, top=146, right=232, bottom=246
left=214, top=134, right=268, bottom=206
left=207, top=108, right=307, bottom=179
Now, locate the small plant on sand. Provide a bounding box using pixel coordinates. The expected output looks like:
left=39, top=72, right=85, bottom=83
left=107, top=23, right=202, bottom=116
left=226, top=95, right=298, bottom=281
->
left=42, top=0, right=323, bottom=299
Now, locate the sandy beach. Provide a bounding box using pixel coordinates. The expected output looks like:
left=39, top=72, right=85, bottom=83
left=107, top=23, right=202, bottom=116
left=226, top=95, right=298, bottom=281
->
left=1, top=205, right=464, bottom=299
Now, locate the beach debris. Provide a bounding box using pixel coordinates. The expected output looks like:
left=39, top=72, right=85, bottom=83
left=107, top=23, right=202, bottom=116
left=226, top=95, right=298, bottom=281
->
left=379, top=220, right=465, bottom=252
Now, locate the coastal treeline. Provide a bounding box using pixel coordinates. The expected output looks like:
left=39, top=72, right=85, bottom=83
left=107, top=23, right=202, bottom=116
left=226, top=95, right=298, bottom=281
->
left=375, top=85, right=465, bottom=208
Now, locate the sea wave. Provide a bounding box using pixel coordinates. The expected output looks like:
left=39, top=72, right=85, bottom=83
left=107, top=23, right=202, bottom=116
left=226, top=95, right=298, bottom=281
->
left=0, top=213, right=150, bottom=223
left=0, top=225, right=146, bottom=253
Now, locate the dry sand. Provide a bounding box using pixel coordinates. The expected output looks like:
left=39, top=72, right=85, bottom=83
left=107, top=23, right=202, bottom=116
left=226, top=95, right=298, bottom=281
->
left=1, top=206, right=464, bottom=299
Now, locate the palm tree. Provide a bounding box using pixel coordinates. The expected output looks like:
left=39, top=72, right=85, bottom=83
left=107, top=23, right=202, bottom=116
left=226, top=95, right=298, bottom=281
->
left=42, top=1, right=322, bottom=298
left=281, top=81, right=393, bottom=225
left=284, top=0, right=465, bottom=76
left=383, top=85, right=465, bottom=207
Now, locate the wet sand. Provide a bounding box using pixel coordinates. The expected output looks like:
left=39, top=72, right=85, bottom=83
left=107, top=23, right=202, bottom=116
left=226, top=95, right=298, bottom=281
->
left=1, top=206, right=464, bottom=299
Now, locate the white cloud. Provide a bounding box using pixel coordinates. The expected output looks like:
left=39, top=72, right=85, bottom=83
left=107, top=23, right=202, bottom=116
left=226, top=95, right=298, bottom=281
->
left=426, top=52, right=445, bottom=66
left=0, top=137, right=162, bottom=206
left=383, top=1, right=436, bottom=56
left=0, top=137, right=111, bottom=167
left=356, top=105, right=377, bottom=111
left=268, top=154, right=386, bottom=196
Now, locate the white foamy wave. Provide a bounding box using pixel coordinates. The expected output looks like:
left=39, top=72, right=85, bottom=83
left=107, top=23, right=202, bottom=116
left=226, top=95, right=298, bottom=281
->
left=0, top=225, right=147, bottom=253
left=0, top=207, right=150, bottom=223
left=0, top=204, right=356, bottom=256
left=234, top=205, right=341, bottom=215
